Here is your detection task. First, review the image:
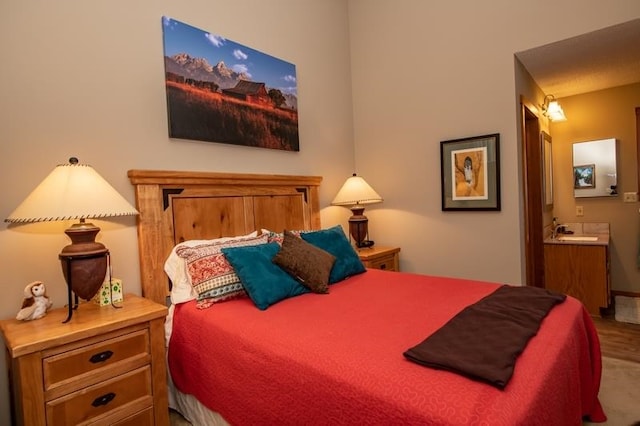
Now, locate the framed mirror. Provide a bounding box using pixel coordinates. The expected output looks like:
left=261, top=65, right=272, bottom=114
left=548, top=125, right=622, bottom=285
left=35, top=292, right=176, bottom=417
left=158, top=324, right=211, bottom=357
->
left=573, top=138, right=617, bottom=198
left=541, top=131, right=553, bottom=207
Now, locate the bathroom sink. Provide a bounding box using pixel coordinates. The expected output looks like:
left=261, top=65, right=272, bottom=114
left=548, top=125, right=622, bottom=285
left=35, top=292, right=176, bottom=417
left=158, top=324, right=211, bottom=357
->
left=557, top=235, right=599, bottom=242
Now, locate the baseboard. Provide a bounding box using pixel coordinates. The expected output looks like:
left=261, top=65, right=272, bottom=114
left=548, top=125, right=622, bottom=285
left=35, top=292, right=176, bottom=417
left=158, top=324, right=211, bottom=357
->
left=614, top=294, right=640, bottom=325
left=612, top=290, right=640, bottom=298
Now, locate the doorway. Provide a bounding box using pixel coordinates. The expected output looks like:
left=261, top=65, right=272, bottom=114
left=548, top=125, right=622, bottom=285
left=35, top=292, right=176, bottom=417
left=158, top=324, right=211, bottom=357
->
left=521, top=98, right=545, bottom=288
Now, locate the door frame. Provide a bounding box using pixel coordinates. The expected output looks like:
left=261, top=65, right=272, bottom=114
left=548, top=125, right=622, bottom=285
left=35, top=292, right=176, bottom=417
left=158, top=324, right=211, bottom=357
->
left=520, top=96, right=545, bottom=288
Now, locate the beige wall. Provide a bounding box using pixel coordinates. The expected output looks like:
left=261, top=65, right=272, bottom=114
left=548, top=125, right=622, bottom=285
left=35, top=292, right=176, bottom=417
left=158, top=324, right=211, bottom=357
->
left=1, top=0, right=640, bottom=422
left=550, top=83, right=640, bottom=293
left=0, top=1, right=354, bottom=422
left=347, top=0, right=640, bottom=285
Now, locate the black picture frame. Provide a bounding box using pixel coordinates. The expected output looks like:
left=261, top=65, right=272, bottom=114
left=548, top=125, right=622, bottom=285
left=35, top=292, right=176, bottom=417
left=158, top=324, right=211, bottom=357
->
left=440, top=133, right=501, bottom=211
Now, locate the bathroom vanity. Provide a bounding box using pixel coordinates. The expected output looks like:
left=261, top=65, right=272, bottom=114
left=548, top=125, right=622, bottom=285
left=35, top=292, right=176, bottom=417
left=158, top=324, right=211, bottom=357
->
left=544, top=223, right=610, bottom=317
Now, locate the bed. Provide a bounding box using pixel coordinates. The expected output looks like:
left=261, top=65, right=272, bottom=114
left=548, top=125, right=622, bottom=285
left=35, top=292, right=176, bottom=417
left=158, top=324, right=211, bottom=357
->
left=128, top=169, right=606, bottom=425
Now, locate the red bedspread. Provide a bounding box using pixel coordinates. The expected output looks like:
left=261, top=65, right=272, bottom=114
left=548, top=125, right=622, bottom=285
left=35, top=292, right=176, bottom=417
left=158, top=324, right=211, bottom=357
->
left=169, top=269, right=605, bottom=425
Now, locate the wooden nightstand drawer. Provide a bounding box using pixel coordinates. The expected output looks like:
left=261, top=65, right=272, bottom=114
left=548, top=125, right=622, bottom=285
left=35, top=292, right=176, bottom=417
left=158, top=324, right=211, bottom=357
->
left=367, top=255, right=397, bottom=271
left=357, top=246, right=401, bottom=272
left=112, top=406, right=154, bottom=426
left=46, top=365, right=153, bottom=426
left=43, top=328, right=150, bottom=395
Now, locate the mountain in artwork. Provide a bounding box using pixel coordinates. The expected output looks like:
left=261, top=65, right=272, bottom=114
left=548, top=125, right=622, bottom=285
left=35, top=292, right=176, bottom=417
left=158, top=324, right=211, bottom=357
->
left=164, top=53, right=249, bottom=89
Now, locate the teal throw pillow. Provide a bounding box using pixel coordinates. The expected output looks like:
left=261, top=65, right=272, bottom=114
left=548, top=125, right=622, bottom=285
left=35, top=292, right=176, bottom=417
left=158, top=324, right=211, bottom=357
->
left=222, top=243, right=308, bottom=310
left=301, top=225, right=366, bottom=283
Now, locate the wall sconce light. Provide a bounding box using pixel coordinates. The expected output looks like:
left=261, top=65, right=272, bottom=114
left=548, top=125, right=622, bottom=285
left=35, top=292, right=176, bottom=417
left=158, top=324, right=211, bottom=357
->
left=331, top=173, right=383, bottom=248
left=5, top=157, right=139, bottom=322
left=541, top=94, right=567, bottom=122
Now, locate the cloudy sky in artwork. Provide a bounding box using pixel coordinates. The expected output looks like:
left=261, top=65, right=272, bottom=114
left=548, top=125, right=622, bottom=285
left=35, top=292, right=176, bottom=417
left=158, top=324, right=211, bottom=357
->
left=162, top=16, right=297, bottom=95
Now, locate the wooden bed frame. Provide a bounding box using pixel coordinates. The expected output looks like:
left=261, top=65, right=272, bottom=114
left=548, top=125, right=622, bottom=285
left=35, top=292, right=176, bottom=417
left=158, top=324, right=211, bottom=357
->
left=128, top=169, right=322, bottom=306
left=127, top=170, right=606, bottom=425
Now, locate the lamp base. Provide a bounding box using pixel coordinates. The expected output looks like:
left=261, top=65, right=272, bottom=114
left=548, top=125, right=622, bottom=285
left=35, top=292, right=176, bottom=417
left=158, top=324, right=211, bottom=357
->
left=356, top=240, right=375, bottom=249
left=348, top=206, right=375, bottom=248
left=59, top=221, right=109, bottom=302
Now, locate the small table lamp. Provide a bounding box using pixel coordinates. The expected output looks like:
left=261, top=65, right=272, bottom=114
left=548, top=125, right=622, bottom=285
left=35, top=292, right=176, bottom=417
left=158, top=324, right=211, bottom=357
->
left=4, top=157, right=138, bottom=322
left=331, top=173, right=383, bottom=248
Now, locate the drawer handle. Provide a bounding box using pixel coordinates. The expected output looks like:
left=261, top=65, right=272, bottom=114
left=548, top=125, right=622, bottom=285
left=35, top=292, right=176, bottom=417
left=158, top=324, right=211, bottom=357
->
left=89, top=350, right=114, bottom=364
left=92, top=392, right=116, bottom=407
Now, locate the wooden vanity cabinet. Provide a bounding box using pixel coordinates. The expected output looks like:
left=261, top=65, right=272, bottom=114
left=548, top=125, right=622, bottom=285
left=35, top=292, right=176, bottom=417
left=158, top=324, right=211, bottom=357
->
left=544, top=243, right=610, bottom=316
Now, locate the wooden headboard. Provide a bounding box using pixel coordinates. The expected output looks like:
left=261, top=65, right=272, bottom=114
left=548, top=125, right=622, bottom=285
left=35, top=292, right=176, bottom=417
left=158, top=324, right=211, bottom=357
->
left=128, top=169, right=323, bottom=305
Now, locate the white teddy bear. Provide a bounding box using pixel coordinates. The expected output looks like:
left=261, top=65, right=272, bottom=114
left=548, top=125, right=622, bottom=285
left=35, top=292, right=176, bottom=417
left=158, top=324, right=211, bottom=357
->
left=16, top=281, right=53, bottom=321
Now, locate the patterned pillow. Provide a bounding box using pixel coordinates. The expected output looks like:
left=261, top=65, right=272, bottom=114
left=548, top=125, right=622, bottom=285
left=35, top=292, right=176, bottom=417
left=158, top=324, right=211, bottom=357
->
left=165, top=232, right=258, bottom=305
left=301, top=225, right=366, bottom=283
left=222, top=243, right=309, bottom=310
left=273, top=230, right=336, bottom=294
left=261, top=228, right=307, bottom=245
left=176, top=234, right=268, bottom=309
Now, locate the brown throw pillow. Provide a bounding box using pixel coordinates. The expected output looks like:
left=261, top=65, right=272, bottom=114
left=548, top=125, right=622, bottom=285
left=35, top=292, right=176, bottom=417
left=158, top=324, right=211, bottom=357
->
left=273, top=230, right=336, bottom=294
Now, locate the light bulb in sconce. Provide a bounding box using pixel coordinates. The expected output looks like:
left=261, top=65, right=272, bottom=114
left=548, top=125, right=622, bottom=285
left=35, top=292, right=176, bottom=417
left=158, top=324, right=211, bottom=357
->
left=541, top=94, right=567, bottom=122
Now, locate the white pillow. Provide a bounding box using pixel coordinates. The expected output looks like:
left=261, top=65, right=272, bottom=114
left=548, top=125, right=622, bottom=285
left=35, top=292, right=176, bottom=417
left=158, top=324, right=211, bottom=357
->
left=164, top=231, right=258, bottom=304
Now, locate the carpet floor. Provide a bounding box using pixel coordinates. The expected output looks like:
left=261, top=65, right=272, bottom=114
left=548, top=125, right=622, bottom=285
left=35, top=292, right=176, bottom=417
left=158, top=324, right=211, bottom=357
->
left=170, top=408, right=192, bottom=425
left=584, top=356, right=640, bottom=425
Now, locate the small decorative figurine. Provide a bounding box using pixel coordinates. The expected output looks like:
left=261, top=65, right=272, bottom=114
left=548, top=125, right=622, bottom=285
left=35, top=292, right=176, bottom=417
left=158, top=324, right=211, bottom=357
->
left=16, top=281, right=53, bottom=321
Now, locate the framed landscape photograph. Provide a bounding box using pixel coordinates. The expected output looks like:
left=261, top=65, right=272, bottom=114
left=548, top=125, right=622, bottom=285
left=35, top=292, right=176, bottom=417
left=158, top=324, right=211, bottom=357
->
left=161, top=16, right=299, bottom=151
left=440, top=133, right=501, bottom=211
left=574, top=164, right=596, bottom=189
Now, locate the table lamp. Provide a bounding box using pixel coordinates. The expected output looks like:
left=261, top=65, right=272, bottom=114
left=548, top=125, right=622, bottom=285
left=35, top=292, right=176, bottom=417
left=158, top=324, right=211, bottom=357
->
left=4, top=157, right=138, bottom=322
left=331, top=173, right=383, bottom=248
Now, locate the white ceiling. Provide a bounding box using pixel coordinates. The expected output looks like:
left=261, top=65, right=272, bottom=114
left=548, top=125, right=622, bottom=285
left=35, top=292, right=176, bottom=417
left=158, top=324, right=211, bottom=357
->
left=516, top=18, right=640, bottom=98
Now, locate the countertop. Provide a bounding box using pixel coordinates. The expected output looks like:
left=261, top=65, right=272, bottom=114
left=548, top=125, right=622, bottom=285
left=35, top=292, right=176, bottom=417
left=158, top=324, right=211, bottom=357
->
left=544, top=233, right=609, bottom=246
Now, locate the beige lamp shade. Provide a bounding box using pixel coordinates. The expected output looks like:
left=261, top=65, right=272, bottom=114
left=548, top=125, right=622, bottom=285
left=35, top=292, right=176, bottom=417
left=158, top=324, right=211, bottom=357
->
left=5, top=157, right=138, bottom=321
left=5, top=158, right=138, bottom=223
left=331, top=173, right=383, bottom=206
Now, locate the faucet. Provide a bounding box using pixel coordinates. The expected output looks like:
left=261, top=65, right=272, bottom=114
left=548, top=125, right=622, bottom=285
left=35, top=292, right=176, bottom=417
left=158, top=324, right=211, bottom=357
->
left=552, top=223, right=567, bottom=239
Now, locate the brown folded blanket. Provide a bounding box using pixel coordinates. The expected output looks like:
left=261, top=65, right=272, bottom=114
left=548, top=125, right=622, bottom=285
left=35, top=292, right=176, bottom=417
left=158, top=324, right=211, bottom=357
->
left=403, top=285, right=566, bottom=389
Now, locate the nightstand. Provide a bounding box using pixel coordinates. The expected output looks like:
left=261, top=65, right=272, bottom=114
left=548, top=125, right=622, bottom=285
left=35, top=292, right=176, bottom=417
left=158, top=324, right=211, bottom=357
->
left=0, top=294, right=169, bottom=426
left=357, top=246, right=401, bottom=271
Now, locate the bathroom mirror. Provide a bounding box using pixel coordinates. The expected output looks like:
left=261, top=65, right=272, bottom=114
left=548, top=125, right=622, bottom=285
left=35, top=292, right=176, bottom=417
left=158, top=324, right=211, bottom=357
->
left=573, top=138, right=617, bottom=198
left=541, top=131, right=553, bottom=206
